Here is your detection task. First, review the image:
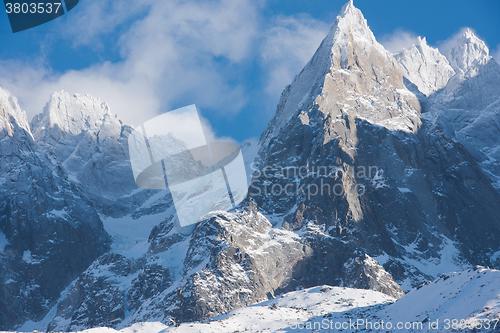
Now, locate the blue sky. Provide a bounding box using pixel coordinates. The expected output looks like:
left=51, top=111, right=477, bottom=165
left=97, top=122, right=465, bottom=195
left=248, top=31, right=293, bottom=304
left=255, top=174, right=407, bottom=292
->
left=0, top=0, right=499, bottom=142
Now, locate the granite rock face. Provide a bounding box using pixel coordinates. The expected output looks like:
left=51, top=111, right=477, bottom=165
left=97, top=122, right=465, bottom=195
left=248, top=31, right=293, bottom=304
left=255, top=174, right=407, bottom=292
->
left=3, top=1, right=500, bottom=331
left=46, top=202, right=403, bottom=330
left=342, top=254, right=404, bottom=298
left=0, top=88, right=111, bottom=330
left=31, top=91, right=161, bottom=218
left=262, top=1, right=421, bottom=143
left=43, top=2, right=500, bottom=330
left=0, top=90, right=173, bottom=330
left=394, top=29, right=500, bottom=191
left=252, top=0, right=500, bottom=291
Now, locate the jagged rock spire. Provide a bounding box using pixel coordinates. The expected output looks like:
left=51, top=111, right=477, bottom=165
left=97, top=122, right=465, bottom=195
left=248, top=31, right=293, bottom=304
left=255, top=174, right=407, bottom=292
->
left=447, top=28, right=490, bottom=74
left=0, top=87, right=32, bottom=138
left=395, top=36, right=455, bottom=96
left=261, top=0, right=420, bottom=145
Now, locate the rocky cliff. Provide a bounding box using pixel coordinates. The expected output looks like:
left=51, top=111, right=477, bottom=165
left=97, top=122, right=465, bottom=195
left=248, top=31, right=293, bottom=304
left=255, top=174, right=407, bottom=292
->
left=1, top=1, right=500, bottom=331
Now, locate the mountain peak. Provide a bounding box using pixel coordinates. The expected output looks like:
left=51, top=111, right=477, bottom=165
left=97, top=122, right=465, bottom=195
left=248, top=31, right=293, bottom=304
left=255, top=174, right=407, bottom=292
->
left=463, top=27, right=477, bottom=39
left=395, top=36, right=455, bottom=96
left=261, top=0, right=421, bottom=149
left=447, top=28, right=490, bottom=74
left=31, top=91, right=120, bottom=140
left=324, top=1, right=391, bottom=73
left=0, top=87, right=32, bottom=138
left=411, top=37, right=432, bottom=56
left=339, top=0, right=355, bottom=16
left=333, top=0, right=373, bottom=39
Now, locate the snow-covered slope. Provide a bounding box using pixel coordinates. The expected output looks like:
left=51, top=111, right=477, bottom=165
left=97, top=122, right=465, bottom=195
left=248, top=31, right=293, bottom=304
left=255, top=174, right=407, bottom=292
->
left=22, top=286, right=394, bottom=333
left=2, top=1, right=500, bottom=331
left=19, top=267, right=499, bottom=333
left=395, top=37, right=455, bottom=96
left=0, top=88, right=111, bottom=329
left=31, top=91, right=120, bottom=141
left=429, top=30, right=500, bottom=191
left=379, top=267, right=500, bottom=332
left=157, top=286, right=394, bottom=333
left=166, top=267, right=500, bottom=333
left=447, top=28, right=490, bottom=75
left=31, top=91, right=168, bottom=219
left=393, top=28, right=500, bottom=192
left=0, top=88, right=32, bottom=138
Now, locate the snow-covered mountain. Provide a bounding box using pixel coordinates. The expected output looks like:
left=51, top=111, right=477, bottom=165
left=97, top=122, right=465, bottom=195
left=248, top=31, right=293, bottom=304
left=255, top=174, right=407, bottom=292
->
left=1, top=1, right=500, bottom=332
left=393, top=28, right=500, bottom=192
left=395, top=37, right=455, bottom=96
left=22, top=266, right=500, bottom=333
left=261, top=0, right=421, bottom=141
left=429, top=30, right=500, bottom=191
left=253, top=0, right=500, bottom=292
left=0, top=89, right=111, bottom=329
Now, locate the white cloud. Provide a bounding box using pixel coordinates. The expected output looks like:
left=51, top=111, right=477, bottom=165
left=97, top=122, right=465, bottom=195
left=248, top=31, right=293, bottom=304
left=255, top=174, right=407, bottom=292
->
left=0, top=0, right=260, bottom=128
left=0, top=0, right=336, bottom=134
left=62, top=0, right=149, bottom=47
left=0, top=60, right=160, bottom=126
left=379, top=29, right=419, bottom=54
left=260, top=15, right=330, bottom=97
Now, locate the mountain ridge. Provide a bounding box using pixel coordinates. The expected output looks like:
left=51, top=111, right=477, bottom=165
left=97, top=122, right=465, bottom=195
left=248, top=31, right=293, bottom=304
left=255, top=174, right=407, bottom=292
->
left=1, top=1, right=500, bottom=331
